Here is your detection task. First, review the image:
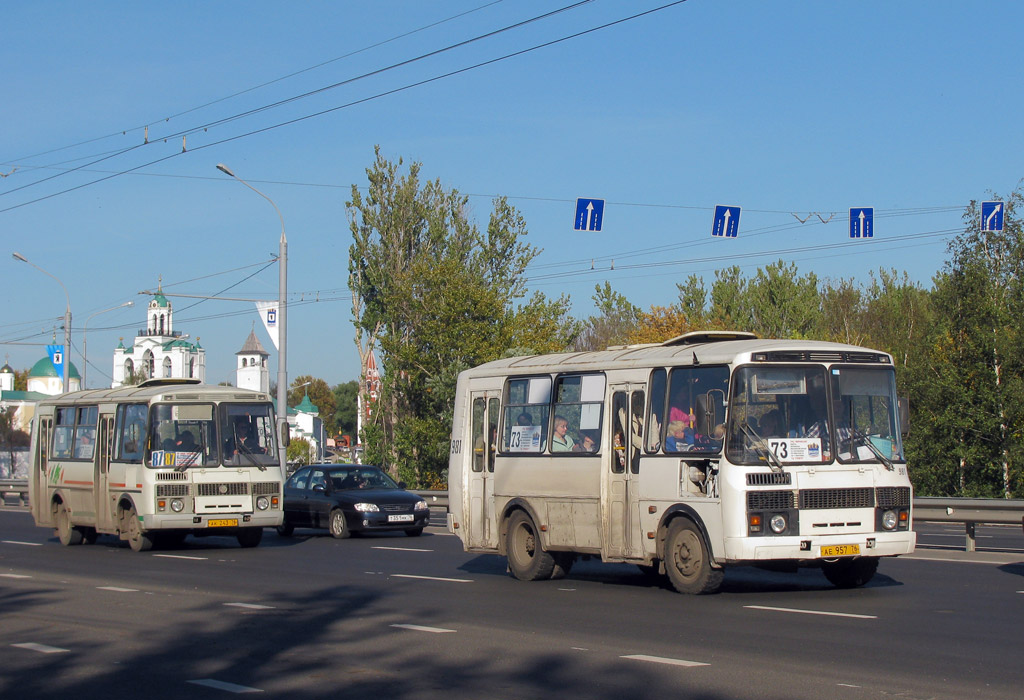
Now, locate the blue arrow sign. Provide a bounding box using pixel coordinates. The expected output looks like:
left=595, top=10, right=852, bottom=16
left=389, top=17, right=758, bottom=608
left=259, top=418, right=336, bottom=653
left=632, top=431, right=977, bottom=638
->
left=850, top=207, right=874, bottom=238
left=712, top=205, right=741, bottom=238
left=574, top=198, right=605, bottom=232
left=981, top=201, right=1004, bottom=232
left=47, top=344, right=65, bottom=375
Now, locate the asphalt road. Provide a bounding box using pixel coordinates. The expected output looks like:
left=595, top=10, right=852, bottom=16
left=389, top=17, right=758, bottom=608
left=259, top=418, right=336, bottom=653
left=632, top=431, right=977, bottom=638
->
left=1, top=508, right=1022, bottom=700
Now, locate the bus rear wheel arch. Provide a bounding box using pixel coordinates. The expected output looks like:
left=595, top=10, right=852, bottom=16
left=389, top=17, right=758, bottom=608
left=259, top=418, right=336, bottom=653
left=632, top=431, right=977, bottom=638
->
left=663, top=517, right=723, bottom=594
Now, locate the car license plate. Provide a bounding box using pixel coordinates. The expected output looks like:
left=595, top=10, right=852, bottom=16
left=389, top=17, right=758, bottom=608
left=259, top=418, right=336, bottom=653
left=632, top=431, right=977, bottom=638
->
left=821, top=544, right=860, bottom=557
left=208, top=519, right=238, bottom=528
left=388, top=514, right=414, bottom=522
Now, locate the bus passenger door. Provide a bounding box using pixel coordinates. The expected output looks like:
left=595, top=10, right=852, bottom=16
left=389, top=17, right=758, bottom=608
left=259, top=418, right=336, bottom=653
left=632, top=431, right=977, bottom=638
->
left=606, top=386, right=644, bottom=559
left=95, top=415, right=115, bottom=532
left=467, top=394, right=499, bottom=549
left=33, top=418, right=53, bottom=525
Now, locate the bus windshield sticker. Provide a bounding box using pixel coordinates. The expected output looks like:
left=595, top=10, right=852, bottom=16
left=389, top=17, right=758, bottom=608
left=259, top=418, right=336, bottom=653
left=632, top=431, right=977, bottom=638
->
left=509, top=425, right=542, bottom=452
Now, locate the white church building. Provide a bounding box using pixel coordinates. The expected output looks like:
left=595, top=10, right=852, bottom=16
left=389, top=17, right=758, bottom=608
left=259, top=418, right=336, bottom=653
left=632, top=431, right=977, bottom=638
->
left=112, top=285, right=205, bottom=387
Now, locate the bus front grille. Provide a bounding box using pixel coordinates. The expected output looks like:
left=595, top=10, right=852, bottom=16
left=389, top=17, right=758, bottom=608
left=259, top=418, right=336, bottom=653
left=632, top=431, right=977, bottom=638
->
left=252, top=482, right=280, bottom=496
left=747, top=490, right=796, bottom=511
left=799, top=487, right=873, bottom=509
left=157, top=484, right=190, bottom=497
left=876, top=486, right=911, bottom=507
left=197, top=483, right=249, bottom=496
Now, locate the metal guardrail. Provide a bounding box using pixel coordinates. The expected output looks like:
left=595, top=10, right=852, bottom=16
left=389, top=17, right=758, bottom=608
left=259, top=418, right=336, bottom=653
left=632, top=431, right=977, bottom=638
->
left=4, top=482, right=1021, bottom=552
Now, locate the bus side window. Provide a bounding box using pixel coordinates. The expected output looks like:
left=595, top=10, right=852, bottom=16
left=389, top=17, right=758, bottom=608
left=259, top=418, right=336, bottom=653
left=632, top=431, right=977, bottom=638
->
left=116, top=404, right=147, bottom=462
left=52, top=407, right=74, bottom=459
left=611, top=392, right=628, bottom=473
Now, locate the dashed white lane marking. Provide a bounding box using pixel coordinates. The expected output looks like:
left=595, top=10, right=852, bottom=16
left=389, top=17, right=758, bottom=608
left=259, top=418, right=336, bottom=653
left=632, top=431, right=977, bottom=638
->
left=745, top=605, right=877, bottom=620
left=224, top=603, right=275, bottom=610
left=372, top=546, right=433, bottom=552
left=97, top=586, right=138, bottom=592
left=391, top=623, right=456, bottom=634
left=390, top=573, right=472, bottom=583
left=622, top=654, right=709, bottom=667
left=187, top=679, right=263, bottom=693
left=3, top=540, right=42, bottom=546
left=154, top=554, right=207, bottom=560
left=1, top=573, right=31, bottom=579
left=838, top=683, right=861, bottom=688
left=13, top=643, right=69, bottom=654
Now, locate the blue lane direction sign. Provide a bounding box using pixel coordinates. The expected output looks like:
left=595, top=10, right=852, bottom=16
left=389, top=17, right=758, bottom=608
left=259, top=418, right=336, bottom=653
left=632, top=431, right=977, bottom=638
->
left=850, top=207, right=874, bottom=238
left=574, top=198, right=605, bottom=232
left=981, top=201, right=1004, bottom=232
left=712, top=205, right=741, bottom=238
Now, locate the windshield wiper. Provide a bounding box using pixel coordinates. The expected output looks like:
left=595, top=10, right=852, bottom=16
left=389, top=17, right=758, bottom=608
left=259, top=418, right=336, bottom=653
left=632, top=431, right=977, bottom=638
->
left=740, top=422, right=783, bottom=473
left=847, top=429, right=895, bottom=471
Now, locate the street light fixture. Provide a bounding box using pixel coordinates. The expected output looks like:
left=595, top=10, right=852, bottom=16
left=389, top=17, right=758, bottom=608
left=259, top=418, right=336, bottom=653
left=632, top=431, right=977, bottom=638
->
left=216, top=163, right=288, bottom=469
left=13, top=252, right=72, bottom=393
left=83, top=301, right=134, bottom=389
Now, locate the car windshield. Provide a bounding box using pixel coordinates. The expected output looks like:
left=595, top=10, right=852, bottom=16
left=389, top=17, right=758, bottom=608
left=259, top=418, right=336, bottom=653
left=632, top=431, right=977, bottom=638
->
left=326, top=467, right=399, bottom=490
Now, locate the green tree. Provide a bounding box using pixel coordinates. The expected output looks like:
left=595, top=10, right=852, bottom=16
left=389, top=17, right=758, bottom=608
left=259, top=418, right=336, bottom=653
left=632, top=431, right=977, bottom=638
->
left=745, top=260, right=820, bottom=338
left=332, top=380, right=359, bottom=440
left=288, top=376, right=337, bottom=436
left=348, top=148, right=575, bottom=486
left=287, top=438, right=312, bottom=466
left=573, top=282, right=641, bottom=351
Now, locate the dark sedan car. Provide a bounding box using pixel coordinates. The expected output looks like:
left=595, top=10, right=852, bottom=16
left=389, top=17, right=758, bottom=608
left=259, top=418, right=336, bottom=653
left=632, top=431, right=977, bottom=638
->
left=277, top=464, right=429, bottom=538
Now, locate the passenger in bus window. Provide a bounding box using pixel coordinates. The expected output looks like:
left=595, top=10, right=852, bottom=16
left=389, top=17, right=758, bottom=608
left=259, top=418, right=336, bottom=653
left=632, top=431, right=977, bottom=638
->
left=573, top=430, right=597, bottom=453
left=665, top=420, right=694, bottom=452
left=517, top=412, right=533, bottom=426
left=759, top=409, right=785, bottom=438
left=75, top=432, right=95, bottom=459
left=551, top=416, right=575, bottom=452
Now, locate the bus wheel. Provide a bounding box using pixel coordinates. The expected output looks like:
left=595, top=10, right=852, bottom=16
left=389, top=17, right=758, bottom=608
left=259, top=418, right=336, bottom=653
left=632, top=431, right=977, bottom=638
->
left=328, top=509, right=350, bottom=539
left=237, top=528, right=263, bottom=548
left=821, top=557, right=878, bottom=589
left=506, top=510, right=555, bottom=581
left=125, top=506, right=153, bottom=552
left=664, top=518, right=722, bottom=594
left=55, top=503, right=83, bottom=546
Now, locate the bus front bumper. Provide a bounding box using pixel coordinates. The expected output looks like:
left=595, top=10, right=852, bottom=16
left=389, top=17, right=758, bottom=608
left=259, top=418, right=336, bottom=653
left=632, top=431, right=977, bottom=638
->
left=143, top=511, right=283, bottom=530
left=723, top=530, right=916, bottom=562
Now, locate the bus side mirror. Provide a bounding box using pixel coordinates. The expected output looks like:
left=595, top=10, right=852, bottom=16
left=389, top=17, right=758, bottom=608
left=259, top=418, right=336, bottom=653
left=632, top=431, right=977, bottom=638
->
left=898, top=397, right=910, bottom=436
left=280, top=422, right=290, bottom=448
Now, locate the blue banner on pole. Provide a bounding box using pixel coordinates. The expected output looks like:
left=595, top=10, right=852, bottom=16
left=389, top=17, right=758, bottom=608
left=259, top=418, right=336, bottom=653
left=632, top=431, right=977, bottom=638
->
left=47, top=344, right=65, bottom=375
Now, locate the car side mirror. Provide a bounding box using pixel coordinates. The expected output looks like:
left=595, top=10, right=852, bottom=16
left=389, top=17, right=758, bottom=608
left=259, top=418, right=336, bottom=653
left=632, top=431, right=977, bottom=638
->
left=280, top=422, right=291, bottom=448
left=312, top=484, right=326, bottom=493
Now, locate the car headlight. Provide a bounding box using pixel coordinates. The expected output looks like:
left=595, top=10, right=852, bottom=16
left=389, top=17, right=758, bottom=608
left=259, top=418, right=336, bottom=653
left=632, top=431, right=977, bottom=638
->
left=170, top=499, right=184, bottom=513
left=881, top=509, right=898, bottom=530
left=354, top=503, right=379, bottom=512
left=414, top=500, right=428, bottom=511
left=256, top=496, right=270, bottom=511
left=769, top=514, right=787, bottom=534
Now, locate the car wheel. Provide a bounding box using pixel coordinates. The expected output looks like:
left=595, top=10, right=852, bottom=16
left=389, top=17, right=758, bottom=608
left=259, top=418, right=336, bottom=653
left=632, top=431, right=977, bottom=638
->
left=328, top=509, right=350, bottom=539
left=236, top=528, right=263, bottom=548
left=124, top=505, right=153, bottom=552
left=505, top=510, right=555, bottom=581
left=664, top=518, right=722, bottom=594
left=404, top=527, right=424, bottom=537
left=55, top=503, right=83, bottom=546
left=821, top=557, right=878, bottom=588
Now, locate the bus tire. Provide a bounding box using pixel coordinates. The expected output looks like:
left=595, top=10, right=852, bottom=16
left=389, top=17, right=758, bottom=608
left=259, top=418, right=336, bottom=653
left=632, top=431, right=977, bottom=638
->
left=821, top=557, right=878, bottom=589
left=55, top=503, right=84, bottom=546
left=329, top=509, right=350, bottom=539
left=125, top=506, right=153, bottom=552
left=664, top=518, right=722, bottom=594
left=237, top=528, right=263, bottom=548
left=506, top=510, right=555, bottom=581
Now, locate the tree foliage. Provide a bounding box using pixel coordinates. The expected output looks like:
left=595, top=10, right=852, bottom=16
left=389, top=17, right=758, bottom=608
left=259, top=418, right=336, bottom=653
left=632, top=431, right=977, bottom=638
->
left=288, top=375, right=336, bottom=435
left=348, top=148, right=576, bottom=486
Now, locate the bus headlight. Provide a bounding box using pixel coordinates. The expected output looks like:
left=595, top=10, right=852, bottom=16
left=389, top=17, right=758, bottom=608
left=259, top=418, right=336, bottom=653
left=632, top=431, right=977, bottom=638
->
left=170, top=499, right=184, bottom=513
left=256, top=496, right=270, bottom=511
left=354, top=503, right=379, bottom=512
left=881, top=509, right=898, bottom=530
left=769, top=514, right=787, bottom=534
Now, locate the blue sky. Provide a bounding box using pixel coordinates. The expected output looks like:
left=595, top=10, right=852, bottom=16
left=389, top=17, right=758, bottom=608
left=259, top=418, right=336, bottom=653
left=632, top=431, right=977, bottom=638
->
left=2, top=1, right=1022, bottom=388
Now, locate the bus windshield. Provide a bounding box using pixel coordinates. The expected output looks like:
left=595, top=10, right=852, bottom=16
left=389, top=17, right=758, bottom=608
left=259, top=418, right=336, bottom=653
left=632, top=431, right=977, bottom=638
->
left=831, top=367, right=905, bottom=464
left=727, top=365, right=831, bottom=465
left=220, top=403, right=279, bottom=467
left=149, top=403, right=217, bottom=469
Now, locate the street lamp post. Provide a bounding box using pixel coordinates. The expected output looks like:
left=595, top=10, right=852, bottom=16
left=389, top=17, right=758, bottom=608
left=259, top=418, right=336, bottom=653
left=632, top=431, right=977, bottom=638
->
left=13, top=252, right=72, bottom=393
left=83, top=301, right=134, bottom=389
left=215, top=164, right=288, bottom=469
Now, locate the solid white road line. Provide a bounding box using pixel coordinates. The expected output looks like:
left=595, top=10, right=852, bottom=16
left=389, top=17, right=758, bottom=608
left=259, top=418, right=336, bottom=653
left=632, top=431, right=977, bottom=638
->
left=224, top=603, right=275, bottom=610
left=97, top=586, right=139, bottom=592
left=745, top=605, right=877, bottom=619
left=621, top=654, right=709, bottom=667
left=391, top=623, right=456, bottom=634
left=187, top=679, right=263, bottom=694
left=153, top=554, right=207, bottom=560
left=390, top=573, right=472, bottom=583
left=372, top=546, right=433, bottom=552
left=13, top=643, right=69, bottom=654
left=0, top=573, right=31, bottom=579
